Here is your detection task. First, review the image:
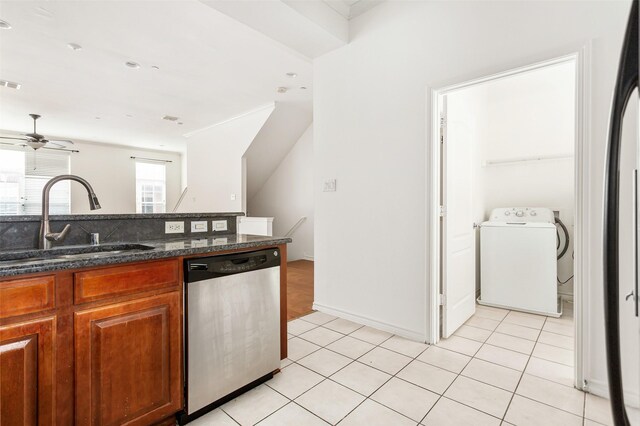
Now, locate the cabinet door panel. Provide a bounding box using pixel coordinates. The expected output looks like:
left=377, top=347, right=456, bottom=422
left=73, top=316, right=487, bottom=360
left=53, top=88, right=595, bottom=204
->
left=75, top=292, right=181, bottom=426
left=0, top=275, right=55, bottom=319
left=0, top=317, right=56, bottom=425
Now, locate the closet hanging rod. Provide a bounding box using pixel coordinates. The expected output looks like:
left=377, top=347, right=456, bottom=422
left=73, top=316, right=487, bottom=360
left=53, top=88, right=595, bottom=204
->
left=130, top=156, right=173, bottom=163
left=482, top=154, right=572, bottom=167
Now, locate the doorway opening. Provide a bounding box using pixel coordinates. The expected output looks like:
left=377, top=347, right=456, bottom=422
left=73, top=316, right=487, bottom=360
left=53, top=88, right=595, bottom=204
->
left=429, top=53, right=587, bottom=389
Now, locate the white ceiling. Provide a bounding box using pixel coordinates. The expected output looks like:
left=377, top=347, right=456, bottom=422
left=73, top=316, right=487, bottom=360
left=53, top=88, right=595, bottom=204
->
left=0, top=1, right=313, bottom=153
left=323, top=0, right=385, bottom=19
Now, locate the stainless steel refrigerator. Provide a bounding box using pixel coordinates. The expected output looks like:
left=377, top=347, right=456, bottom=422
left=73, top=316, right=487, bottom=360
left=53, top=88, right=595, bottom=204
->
left=604, top=1, right=639, bottom=424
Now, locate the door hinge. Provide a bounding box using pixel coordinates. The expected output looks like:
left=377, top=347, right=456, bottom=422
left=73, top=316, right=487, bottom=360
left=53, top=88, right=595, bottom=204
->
left=439, top=294, right=446, bottom=306
left=439, top=205, right=446, bottom=217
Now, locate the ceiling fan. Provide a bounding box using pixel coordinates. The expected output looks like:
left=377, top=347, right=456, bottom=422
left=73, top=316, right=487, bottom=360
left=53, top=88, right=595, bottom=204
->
left=0, top=114, right=76, bottom=151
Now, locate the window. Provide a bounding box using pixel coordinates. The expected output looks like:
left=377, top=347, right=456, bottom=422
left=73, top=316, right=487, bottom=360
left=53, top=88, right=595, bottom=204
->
left=0, top=147, right=71, bottom=215
left=136, top=161, right=166, bottom=213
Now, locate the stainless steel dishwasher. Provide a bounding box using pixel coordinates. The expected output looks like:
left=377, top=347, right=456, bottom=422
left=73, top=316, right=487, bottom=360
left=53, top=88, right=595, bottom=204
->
left=179, top=248, right=281, bottom=424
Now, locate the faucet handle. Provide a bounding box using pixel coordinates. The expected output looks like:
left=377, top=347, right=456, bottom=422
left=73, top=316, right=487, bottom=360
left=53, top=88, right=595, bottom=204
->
left=46, top=224, right=71, bottom=242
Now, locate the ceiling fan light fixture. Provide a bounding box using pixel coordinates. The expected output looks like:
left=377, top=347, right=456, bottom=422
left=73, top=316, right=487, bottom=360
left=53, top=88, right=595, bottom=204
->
left=0, top=19, right=11, bottom=30
left=277, top=87, right=288, bottom=94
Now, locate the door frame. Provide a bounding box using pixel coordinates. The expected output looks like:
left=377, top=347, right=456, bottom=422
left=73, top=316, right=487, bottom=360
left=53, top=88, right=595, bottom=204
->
left=426, top=48, right=591, bottom=391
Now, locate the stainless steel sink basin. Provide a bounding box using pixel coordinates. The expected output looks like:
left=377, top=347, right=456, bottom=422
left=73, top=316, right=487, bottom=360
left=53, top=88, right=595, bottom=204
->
left=0, top=243, right=155, bottom=265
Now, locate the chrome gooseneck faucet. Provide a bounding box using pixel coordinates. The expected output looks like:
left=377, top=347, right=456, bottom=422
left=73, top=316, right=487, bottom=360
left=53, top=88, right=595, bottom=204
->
left=39, top=175, right=101, bottom=249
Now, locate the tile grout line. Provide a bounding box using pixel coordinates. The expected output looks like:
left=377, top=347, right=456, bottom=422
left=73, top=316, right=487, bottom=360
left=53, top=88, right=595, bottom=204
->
left=416, top=310, right=514, bottom=425
left=221, top=307, right=581, bottom=426
left=498, top=313, right=544, bottom=423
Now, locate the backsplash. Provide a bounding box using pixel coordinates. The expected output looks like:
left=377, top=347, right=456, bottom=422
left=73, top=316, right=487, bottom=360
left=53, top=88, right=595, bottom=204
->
left=0, top=213, right=243, bottom=251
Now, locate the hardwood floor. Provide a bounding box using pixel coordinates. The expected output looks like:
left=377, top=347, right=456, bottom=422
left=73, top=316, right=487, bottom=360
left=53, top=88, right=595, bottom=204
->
left=286, top=260, right=314, bottom=320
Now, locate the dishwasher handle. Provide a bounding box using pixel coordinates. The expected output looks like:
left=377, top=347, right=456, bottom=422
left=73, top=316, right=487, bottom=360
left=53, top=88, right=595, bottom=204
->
left=186, top=248, right=280, bottom=282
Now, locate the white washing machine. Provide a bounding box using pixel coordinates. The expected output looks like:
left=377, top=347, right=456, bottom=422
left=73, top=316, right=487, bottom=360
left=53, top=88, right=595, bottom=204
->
left=478, top=207, right=561, bottom=317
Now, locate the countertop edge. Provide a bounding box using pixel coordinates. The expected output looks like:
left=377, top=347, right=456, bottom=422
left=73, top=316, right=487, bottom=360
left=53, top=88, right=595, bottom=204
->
left=0, top=212, right=246, bottom=223
left=0, top=237, right=292, bottom=277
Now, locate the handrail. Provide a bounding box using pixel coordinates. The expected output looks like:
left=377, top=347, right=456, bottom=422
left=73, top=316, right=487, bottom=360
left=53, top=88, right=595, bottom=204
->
left=285, top=216, right=307, bottom=237
left=172, top=187, right=188, bottom=213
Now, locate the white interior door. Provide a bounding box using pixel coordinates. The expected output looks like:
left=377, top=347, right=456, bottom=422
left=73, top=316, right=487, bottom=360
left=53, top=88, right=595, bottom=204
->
left=442, top=94, right=476, bottom=338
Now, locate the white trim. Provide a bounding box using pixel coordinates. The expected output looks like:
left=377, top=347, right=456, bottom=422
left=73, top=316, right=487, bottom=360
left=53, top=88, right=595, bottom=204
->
left=182, top=102, right=275, bottom=138
left=427, top=48, right=592, bottom=391
left=588, top=379, right=640, bottom=409
left=573, top=42, right=592, bottom=392
left=303, top=254, right=315, bottom=261
left=312, top=302, right=427, bottom=342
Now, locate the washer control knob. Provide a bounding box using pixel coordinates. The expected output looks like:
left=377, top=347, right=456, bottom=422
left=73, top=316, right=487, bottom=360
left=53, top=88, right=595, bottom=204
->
left=516, top=210, right=524, bottom=217
left=530, top=210, right=537, bottom=216
left=504, top=211, right=510, bottom=216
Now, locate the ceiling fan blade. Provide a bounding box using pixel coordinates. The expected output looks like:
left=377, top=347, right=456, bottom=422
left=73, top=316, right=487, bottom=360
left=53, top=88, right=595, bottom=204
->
left=0, top=141, right=25, bottom=146
left=0, top=136, right=29, bottom=141
left=42, top=146, right=79, bottom=153
left=47, top=139, right=74, bottom=145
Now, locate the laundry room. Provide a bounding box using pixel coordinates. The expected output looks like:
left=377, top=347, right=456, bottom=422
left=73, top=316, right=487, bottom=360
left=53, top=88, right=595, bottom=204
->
left=440, top=57, right=576, bottom=325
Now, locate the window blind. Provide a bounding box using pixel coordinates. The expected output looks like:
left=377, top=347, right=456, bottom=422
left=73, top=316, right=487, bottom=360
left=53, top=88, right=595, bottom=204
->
left=0, top=146, right=71, bottom=215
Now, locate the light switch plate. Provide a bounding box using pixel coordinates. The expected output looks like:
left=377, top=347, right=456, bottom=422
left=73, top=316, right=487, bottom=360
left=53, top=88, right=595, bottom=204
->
left=165, top=221, right=184, bottom=234
left=212, top=220, right=228, bottom=232
left=323, top=179, right=337, bottom=192
left=191, top=221, right=207, bottom=232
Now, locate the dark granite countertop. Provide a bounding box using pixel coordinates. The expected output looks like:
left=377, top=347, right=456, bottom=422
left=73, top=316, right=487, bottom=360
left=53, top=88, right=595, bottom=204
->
left=0, top=212, right=245, bottom=223
left=0, top=234, right=292, bottom=277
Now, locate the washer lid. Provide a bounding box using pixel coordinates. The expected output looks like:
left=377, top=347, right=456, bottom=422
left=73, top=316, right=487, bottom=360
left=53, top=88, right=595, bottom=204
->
left=488, top=207, right=555, bottom=223
left=481, top=221, right=556, bottom=229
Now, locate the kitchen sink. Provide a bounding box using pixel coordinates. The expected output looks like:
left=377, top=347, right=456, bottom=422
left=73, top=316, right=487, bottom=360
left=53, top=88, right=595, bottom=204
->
left=0, top=243, right=156, bottom=264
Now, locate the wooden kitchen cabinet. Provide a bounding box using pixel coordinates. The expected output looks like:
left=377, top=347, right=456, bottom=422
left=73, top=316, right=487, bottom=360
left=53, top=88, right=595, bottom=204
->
left=74, top=291, right=182, bottom=426
left=0, top=244, right=286, bottom=424
left=0, top=316, right=56, bottom=426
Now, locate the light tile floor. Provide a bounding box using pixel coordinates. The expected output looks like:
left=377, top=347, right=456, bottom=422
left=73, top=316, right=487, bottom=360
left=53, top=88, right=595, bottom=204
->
left=190, top=301, right=640, bottom=425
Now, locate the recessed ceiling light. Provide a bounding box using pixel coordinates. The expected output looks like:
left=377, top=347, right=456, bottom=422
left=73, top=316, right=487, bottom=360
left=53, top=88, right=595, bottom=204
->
left=277, top=87, right=288, bottom=93
left=0, top=79, right=21, bottom=89
left=286, top=72, right=297, bottom=78
left=178, top=122, right=184, bottom=125
left=126, top=114, right=133, bottom=118
left=0, top=20, right=11, bottom=30
left=67, top=43, right=82, bottom=51
left=125, top=61, right=141, bottom=69
left=162, top=115, right=179, bottom=121
left=95, top=117, right=101, bottom=120
left=300, top=86, right=307, bottom=90
left=151, top=65, right=160, bottom=70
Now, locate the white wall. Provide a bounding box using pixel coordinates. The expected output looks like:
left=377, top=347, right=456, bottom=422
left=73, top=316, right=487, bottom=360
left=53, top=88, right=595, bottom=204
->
left=313, top=0, right=636, bottom=399
left=249, top=124, right=314, bottom=261
left=448, top=60, right=576, bottom=297
left=69, top=140, right=182, bottom=214
left=179, top=104, right=274, bottom=213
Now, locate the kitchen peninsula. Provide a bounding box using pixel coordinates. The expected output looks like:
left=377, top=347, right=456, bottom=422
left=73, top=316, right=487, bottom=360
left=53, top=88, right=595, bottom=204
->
left=0, top=212, right=291, bottom=425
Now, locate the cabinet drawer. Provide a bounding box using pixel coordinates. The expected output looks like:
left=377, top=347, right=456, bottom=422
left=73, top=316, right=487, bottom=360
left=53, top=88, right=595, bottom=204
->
left=0, top=275, right=55, bottom=319
left=74, top=260, right=180, bottom=304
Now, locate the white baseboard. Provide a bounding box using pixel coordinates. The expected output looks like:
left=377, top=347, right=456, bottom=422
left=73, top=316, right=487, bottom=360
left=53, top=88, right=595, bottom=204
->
left=587, top=378, right=640, bottom=409
left=303, top=255, right=314, bottom=261
left=312, top=302, right=427, bottom=342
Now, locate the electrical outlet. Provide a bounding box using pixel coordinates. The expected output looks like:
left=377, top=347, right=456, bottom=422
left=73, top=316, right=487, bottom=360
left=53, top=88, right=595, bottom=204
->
left=191, top=221, right=207, bottom=233
left=230, top=193, right=236, bottom=201
left=165, top=221, right=184, bottom=234
left=212, top=220, right=228, bottom=232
